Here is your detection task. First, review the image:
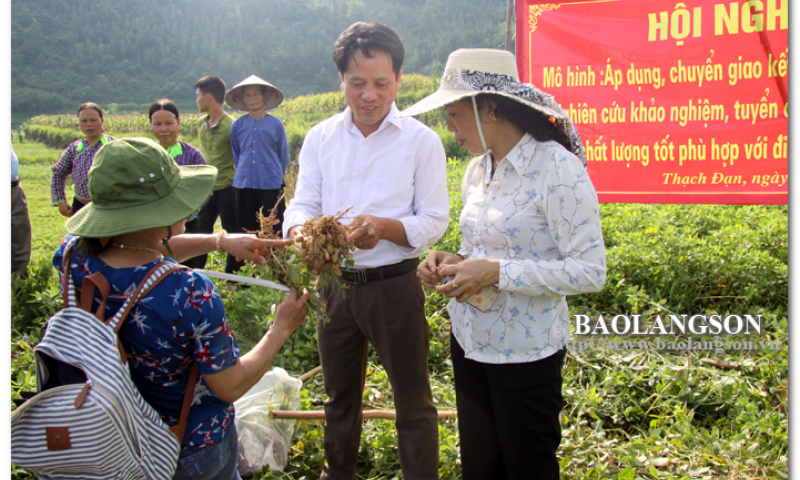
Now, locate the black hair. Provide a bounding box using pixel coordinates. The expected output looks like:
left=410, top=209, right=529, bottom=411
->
left=76, top=237, right=110, bottom=257
left=148, top=98, right=180, bottom=122
left=78, top=102, right=104, bottom=120
left=468, top=94, right=572, bottom=151
left=333, top=21, right=404, bottom=78
left=194, top=75, right=226, bottom=104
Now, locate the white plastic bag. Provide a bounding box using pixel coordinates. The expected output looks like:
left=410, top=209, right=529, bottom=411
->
left=234, top=367, right=302, bottom=476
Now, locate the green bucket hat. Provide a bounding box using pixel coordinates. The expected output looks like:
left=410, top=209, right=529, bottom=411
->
left=65, top=137, right=217, bottom=238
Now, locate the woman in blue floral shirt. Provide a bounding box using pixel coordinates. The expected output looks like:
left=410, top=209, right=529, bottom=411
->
left=403, top=49, right=607, bottom=480
left=54, top=137, right=309, bottom=480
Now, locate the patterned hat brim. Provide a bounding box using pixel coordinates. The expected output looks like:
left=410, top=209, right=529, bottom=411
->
left=399, top=64, right=587, bottom=166
left=398, top=88, right=564, bottom=120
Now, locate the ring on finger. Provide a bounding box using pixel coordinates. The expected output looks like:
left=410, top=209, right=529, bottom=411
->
left=453, top=283, right=459, bottom=289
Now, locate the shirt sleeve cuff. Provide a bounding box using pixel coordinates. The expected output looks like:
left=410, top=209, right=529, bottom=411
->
left=399, top=217, right=422, bottom=250
left=498, top=259, right=540, bottom=293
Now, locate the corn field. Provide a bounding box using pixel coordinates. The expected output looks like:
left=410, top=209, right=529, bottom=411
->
left=25, top=75, right=438, bottom=136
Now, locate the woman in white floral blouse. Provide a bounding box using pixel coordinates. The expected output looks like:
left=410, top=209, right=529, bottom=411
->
left=401, top=49, right=607, bottom=480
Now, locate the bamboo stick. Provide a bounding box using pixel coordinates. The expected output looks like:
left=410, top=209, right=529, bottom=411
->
left=299, top=365, right=323, bottom=383
left=700, top=358, right=740, bottom=370
left=270, top=410, right=457, bottom=420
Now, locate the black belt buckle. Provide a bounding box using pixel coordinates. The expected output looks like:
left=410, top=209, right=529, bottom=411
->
left=341, top=267, right=368, bottom=285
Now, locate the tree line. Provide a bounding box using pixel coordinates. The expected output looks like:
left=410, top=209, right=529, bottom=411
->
left=12, top=0, right=507, bottom=117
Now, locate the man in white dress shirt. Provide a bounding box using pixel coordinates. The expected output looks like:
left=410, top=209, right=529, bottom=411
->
left=283, top=21, right=449, bottom=480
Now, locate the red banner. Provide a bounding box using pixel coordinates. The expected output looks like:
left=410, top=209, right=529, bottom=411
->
left=516, top=0, right=788, bottom=204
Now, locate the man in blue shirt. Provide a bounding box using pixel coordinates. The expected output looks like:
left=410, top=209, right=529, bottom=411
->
left=225, top=75, right=289, bottom=241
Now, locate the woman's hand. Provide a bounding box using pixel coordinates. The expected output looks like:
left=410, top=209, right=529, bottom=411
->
left=58, top=201, right=72, bottom=217
left=435, top=257, right=501, bottom=303
left=220, top=234, right=291, bottom=266
left=271, top=287, right=311, bottom=338
left=204, top=286, right=310, bottom=404
left=417, top=250, right=463, bottom=288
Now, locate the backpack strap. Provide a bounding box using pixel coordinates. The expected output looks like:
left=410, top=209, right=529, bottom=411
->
left=105, top=261, right=187, bottom=364
left=61, top=241, right=201, bottom=444
left=107, top=261, right=188, bottom=333
left=80, top=273, right=111, bottom=323
left=169, top=363, right=198, bottom=443
left=107, top=260, right=198, bottom=444
left=60, top=236, right=83, bottom=307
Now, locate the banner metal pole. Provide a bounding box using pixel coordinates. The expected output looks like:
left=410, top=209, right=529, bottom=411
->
left=504, top=0, right=515, bottom=52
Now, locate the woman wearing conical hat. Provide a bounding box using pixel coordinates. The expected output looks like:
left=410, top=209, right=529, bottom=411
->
left=226, top=75, right=288, bottom=250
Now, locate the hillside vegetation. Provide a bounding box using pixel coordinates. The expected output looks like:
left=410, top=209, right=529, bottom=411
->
left=12, top=80, right=788, bottom=479
left=12, top=0, right=506, bottom=118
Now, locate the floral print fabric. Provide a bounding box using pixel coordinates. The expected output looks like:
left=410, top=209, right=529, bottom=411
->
left=53, top=236, right=239, bottom=450
left=449, top=134, right=606, bottom=364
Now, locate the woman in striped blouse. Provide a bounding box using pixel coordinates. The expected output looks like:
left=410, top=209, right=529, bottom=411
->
left=51, top=102, right=117, bottom=217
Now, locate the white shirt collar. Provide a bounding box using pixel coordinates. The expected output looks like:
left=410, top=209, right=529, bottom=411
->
left=341, top=102, right=405, bottom=137
left=482, top=133, right=535, bottom=187
left=506, top=134, right=535, bottom=174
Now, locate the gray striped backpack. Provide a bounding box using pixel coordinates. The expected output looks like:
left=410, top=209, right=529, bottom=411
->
left=11, top=237, right=197, bottom=479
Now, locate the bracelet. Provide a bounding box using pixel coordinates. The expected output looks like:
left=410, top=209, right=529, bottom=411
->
left=215, top=230, right=227, bottom=253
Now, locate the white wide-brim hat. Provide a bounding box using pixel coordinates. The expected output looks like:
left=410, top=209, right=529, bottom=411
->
left=225, top=75, right=284, bottom=112
left=398, top=48, right=563, bottom=120
left=399, top=48, right=586, bottom=164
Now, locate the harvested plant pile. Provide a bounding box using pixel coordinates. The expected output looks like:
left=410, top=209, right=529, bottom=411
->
left=247, top=201, right=354, bottom=323
left=295, top=210, right=356, bottom=278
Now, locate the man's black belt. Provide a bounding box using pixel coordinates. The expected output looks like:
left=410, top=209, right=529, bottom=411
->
left=11, top=177, right=19, bottom=187
left=339, top=258, right=419, bottom=285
